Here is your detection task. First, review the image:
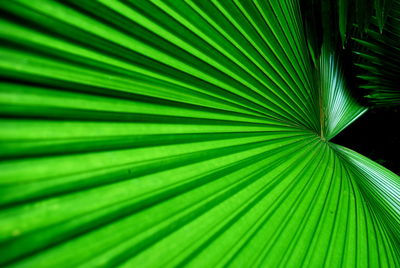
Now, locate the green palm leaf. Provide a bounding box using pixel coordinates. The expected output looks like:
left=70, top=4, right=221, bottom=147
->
left=353, top=0, right=400, bottom=105
left=0, top=0, right=399, bottom=267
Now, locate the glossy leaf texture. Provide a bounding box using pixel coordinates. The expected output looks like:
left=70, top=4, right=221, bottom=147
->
left=318, top=46, right=367, bottom=140
left=0, top=0, right=399, bottom=267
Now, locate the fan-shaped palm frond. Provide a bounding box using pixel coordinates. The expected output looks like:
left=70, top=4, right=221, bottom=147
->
left=0, top=0, right=399, bottom=267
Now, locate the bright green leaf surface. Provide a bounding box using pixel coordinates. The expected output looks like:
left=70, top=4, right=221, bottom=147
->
left=0, top=0, right=399, bottom=267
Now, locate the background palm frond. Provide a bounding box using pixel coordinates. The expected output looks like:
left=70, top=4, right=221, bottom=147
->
left=0, top=0, right=399, bottom=267
left=353, top=0, right=400, bottom=105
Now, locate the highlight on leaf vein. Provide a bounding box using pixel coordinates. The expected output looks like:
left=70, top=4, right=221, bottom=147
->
left=0, top=0, right=399, bottom=267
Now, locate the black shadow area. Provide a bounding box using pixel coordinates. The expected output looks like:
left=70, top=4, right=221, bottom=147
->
left=332, top=107, right=400, bottom=175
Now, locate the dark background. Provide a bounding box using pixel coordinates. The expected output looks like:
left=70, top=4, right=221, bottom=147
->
left=333, top=107, right=400, bottom=174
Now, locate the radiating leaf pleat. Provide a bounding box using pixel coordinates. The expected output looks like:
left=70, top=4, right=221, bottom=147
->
left=0, top=0, right=399, bottom=267
left=318, top=46, right=367, bottom=140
